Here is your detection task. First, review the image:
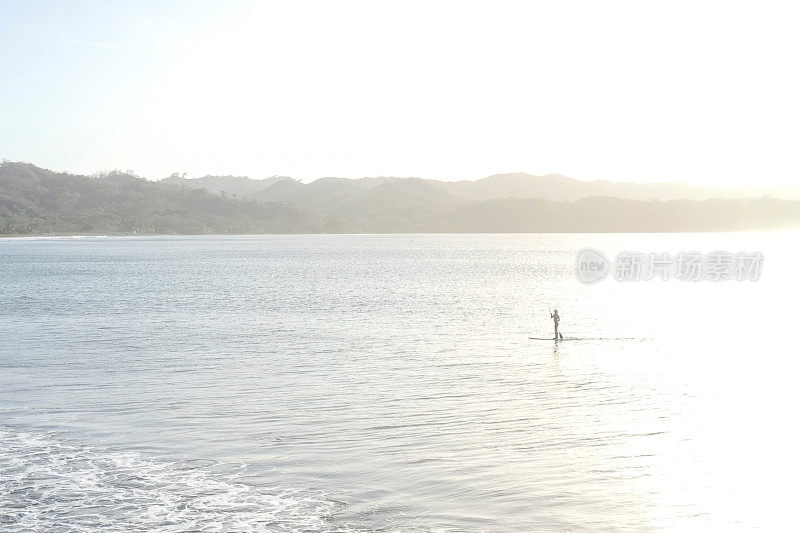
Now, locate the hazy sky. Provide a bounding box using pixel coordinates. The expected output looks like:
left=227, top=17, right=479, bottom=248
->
left=2, top=1, right=798, bottom=185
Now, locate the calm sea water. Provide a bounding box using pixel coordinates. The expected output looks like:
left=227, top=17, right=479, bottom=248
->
left=1, top=233, right=798, bottom=531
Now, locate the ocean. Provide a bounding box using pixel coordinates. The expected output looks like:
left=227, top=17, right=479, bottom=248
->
left=1, top=233, right=797, bottom=531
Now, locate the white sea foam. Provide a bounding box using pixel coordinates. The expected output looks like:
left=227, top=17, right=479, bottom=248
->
left=0, top=426, right=349, bottom=532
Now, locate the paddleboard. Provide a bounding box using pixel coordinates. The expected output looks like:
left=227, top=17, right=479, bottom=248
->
left=528, top=336, right=637, bottom=341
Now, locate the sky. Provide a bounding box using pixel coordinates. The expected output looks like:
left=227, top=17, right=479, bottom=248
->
left=1, top=0, right=799, bottom=186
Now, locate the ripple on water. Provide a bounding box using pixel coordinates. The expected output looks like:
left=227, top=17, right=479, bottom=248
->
left=0, top=426, right=354, bottom=532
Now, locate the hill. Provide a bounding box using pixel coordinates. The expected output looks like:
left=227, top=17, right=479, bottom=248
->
left=3, top=161, right=800, bottom=235
left=160, top=174, right=288, bottom=198
left=166, top=172, right=800, bottom=204
left=0, top=162, right=328, bottom=235
left=439, top=196, right=800, bottom=233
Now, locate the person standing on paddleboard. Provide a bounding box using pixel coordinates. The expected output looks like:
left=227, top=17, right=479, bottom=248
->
left=550, top=309, right=562, bottom=340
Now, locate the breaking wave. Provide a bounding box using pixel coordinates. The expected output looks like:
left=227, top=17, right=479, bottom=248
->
left=0, top=426, right=350, bottom=532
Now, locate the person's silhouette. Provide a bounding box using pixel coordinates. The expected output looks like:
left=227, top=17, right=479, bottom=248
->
left=550, top=309, right=563, bottom=340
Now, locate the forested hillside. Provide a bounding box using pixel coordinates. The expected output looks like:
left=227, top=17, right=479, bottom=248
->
left=0, top=162, right=327, bottom=235
left=2, top=161, right=800, bottom=235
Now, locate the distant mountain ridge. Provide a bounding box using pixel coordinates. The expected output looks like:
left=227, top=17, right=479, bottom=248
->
left=162, top=171, right=800, bottom=204
left=160, top=174, right=289, bottom=198
left=2, top=161, right=800, bottom=235
left=159, top=171, right=800, bottom=232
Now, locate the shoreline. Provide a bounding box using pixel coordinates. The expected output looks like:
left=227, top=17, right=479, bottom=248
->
left=3, top=228, right=798, bottom=240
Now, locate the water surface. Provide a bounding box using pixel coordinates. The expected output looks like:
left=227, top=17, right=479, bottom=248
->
left=1, top=233, right=797, bottom=531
